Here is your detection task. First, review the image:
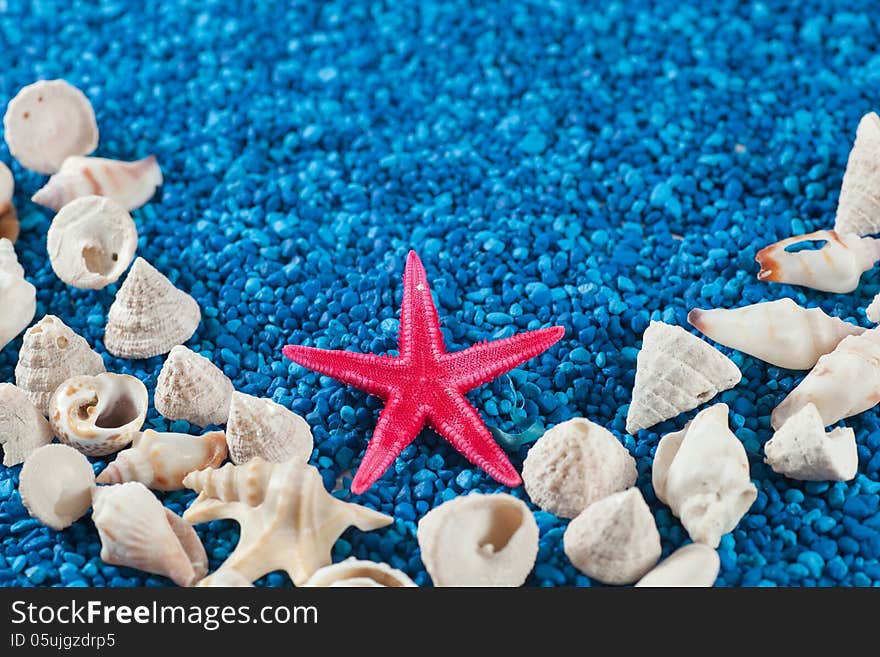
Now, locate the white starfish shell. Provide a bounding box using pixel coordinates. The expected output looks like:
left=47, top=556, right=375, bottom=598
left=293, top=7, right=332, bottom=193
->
left=834, top=112, right=880, bottom=236
left=154, top=346, right=234, bottom=427
left=19, top=444, right=95, bottom=530
left=0, top=383, right=53, bottom=466
left=303, top=558, right=417, bottom=587
left=635, top=544, right=720, bottom=587
left=0, top=161, right=17, bottom=243
left=0, top=238, right=36, bottom=352
left=226, top=392, right=313, bottom=465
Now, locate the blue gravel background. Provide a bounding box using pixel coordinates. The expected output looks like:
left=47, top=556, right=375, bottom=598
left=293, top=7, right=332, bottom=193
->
left=1, top=0, right=879, bottom=587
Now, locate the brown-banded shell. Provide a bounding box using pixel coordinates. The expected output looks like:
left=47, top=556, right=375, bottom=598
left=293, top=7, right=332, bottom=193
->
left=303, top=558, right=417, bottom=587
left=154, top=346, right=234, bottom=427
left=0, top=383, right=53, bottom=466
left=226, top=392, right=313, bottom=465
left=0, top=238, right=36, bottom=352
left=19, top=444, right=96, bottom=530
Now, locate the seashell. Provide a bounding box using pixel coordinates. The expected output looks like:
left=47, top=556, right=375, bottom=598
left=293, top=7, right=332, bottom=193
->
left=303, top=558, right=417, bottom=587
left=522, top=417, right=636, bottom=518
left=0, top=238, right=36, bottom=352
left=771, top=328, right=880, bottom=430
left=626, top=321, right=741, bottom=435
left=764, top=403, right=857, bottom=482
left=32, top=155, right=162, bottom=212
left=14, top=315, right=105, bottom=415
left=652, top=404, right=757, bottom=548
left=417, top=493, right=538, bottom=587
left=755, top=230, right=880, bottom=294
left=563, top=487, right=661, bottom=585
left=46, top=195, right=138, bottom=289
left=183, top=458, right=392, bottom=585
left=226, top=392, right=313, bottom=465
left=688, top=299, right=865, bottom=370
left=197, top=568, right=254, bottom=587
left=866, top=292, right=880, bottom=324
left=92, top=482, right=208, bottom=586
left=3, top=80, right=98, bottom=175
left=96, top=429, right=227, bottom=491
left=834, top=112, right=880, bottom=236
left=0, top=161, right=18, bottom=243
left=154, top=346, right=234, bottom=427
left=104, top=257, right=201, bottom=359
left=635, top=543, right=720, bottom=588
left=19, top=444, right=95, bottom=530
left=0, top=383, right=53, bottom=466
left=49, top=372, right=148, bottom=456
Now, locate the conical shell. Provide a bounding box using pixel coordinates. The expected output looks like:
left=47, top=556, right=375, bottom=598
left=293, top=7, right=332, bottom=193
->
left=19, top=444, right=95, bottom=530
left=0, top=383, right=53, bottom=466
left=834, top=112, right=880, bottom=236
left=196, top=568, right=253, bottom=587
left=32, top=155, right=162, bottom=212
left=626, top=321, right=741, bottom=434
left=14, top=315, right=105, bottom=415
left=226, top=392, right=313, bottom=465
left=182, top=458, right=274, bottom=507
left=635, top=544, right=720, bottom=588
left=303, top=558, right=417, bottom=587
left=867, top=292, right=880, bottom=324
left=3, top=80, right=98, bottom=174
left=0, top=161, right=17, bottom=243
left=563, top=487, right=661, bottom=585
left=652, top=404, right=757, bottom=548
left=522, top=417, right=636, bottom=518
left=417, top=493, right=539, bottom=587
left=0, top=239, right=36, bottom=352
left=688, top=299, right=865, bottom=370
left=96, top=429, right=227, bottom=491
left=154, top=346, right=234, bottom=427
left=92, top=482, right=208, bottom=586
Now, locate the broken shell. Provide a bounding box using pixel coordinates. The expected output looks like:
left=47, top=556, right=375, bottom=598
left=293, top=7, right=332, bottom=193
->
left=867, top=292, right=880, bottom=324
left=19, top=444, right=95, bottom=530
left=0, top=383, right=53, bottom=466
left=92, top=482, right=208, bottom=586
left=96, top=429, right=227, bottom=491
left=197, top=568, right=254, bottom=587
left=635, top=544, right=720, bottom=588
left=32, top=155, right=162, bottom=212
left=104, top=257, right=201, bottom=359
left=49, top=372, right=148, bottom=456
left=755, top=230, right=880, bottom=294
left=3, top=80, right=98, bottom=174
left=834, top=112, right=880, bottom=236
left=226, top=392, right=313, bottom=465
left=155, top=346, right=234, bottom=427
left=563, top=487, right=661, bottom=585
left=653, top=404, right=757, bottom=548
left=522, top=417, right=636, bottom=518
left=14, top=315, right=106, bottom=415
left=765, top=403, right=858, bottom=481
left=626, top=321, right=741, bottom=434
left=417, top=493, right=539, bottom=587
left=0, top=238, right=36, bottom=352
left=303, top=558, right=417, bottom=587
left=0, top=161, right=18, bottom=243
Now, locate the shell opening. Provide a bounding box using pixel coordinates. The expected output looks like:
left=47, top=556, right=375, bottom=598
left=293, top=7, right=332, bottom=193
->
left=784, top=239, right=827, bottom=253
left=477, top=503, right=523, bottom=554
left=82, top=245, right=118, bottom=276
left=95, top=393, right=139, bottom=429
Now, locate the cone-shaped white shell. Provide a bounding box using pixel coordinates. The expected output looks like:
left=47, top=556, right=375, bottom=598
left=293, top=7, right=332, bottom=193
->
left=417, top=493, right=538, bottom=587
left=522, top=417, right=636, bottom=518
left=563, top=487, right=661, bottom=585
left=104, top=258, right=201, bottom=359
left=0, top=238, right=36, bottom=352
left=834, top=112, right=880, bottom=236
left=197, top=568, right=254, bottom=587
left=154, top=346, right=234, bottom=427
left=183, top=457, right=273, bottom=507
left=652, top=404, right=757, bottom=548
left=867, top=292, right=880, bottom=324
left=32, top=155, right=162, bottom=212
left=626, top=321, right=741, bottom=434
left=0, top=383, right=53, bottom=466
left=14, top=315, right=105, bottom=415
left=3, top=80, right=98, bottom=174
left=635, top=544, right=720, bottom=587
left=226, top=392, right=313, bottom=465
left=303, top=558, right=417, bottom=587
left=688, top=299, right=865, bottom=370
left=0, top=162, right=17, bottom=243
left=19, top=444, right=95, bottom=530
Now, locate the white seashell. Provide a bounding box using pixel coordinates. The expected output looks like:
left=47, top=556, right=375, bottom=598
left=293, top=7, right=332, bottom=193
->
left=303, top=558, right=417, bottom=587
left=0, top=238, right=36, bottom=352
left=0, top=383, right=53, bottom=466
left=32, top=155, right=162, bottom=212
left=635, top=543, right=720, bottom=588
left=96, top=429, right=227, bottom=491
left=154, top=346, right=234, bottom=427
left=417, top=493, right=538, bottom=587
left=183, top=458, right=392, bottom=585
left=764, top=403, right=857, bottom=481
left=104, top=258, right=201, bottom=359
left=0, top=161, right=17, bottom=243
left=834, top=112, right=880, bottom=236
left=197, top=568, right=253, bottom=587
left=626, top=321, right=741, bottom=434
left=19, top=444, right=95, bottom=530
left=866, top=292, right=880, bottom=324
left=3, top=80, right=98, bottom=174
left=688, top=299, right=865, bottom=370
left=92, top=482, right=208, bottom=586
left=755, top=230, right=880, bottom=294
left=522, top=417, right=636, bottom=518
left=15, top=315, right=105, bottom=415
left=652, top=404, right=757, bottom=548
left=563, top=487, right=661, bottom=585
left=226, top=392, right=313, bottom=465
left=49, top=372, right=148, bottom=456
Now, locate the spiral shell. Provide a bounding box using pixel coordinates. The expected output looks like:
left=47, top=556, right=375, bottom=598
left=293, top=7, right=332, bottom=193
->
left=303, top=558, right=417, bottom=587
left=226, top=392, right=313, bottom=465
left=154, top=346, right=234, bottom=427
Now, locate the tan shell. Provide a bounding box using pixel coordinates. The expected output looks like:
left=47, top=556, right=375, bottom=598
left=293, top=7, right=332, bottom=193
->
left=226, top=392, right=313, bottom=465
left=0, top=383, right=53, bottom=466
left=19, top=444, right=95, bottom=530
left=154, top=346, right=234, bottom=427
left=834, top=112, right=880, bottom=236
left=303, top=558, right=417, bottom=587
left=196, top=568, right=254, bottom=587
left=3, top=80, right=98, bottom=174
left=0, top=238, right=36, bottom=352
left=417, top=493, right=539, bottom=587
left=0, top=161, right=17, bottom=243
left=49, top=372, right=148, bottom=456
left=522, top=417, right=636, bottom=518
left=635, top=544, right=720, bottom=587
left=104, top=258, right=201, bottom=359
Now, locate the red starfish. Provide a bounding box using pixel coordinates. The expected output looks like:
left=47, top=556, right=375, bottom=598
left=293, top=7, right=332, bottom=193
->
left=283, top=251, right=564, bottom=494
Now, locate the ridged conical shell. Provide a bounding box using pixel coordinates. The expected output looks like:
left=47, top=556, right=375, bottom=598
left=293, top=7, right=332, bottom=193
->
left=19, top=444, right=95, bottom=530
left=0, top=238, right=36, bottom=352
left=182, top=458, right=274, bottom=507
left=154, top=346, right=233, bottom=427
left=834, top=112, right=880, bottom=236
left=0, top=383, right=53, bottom=466
left=226, top=392, right=313, bottom=465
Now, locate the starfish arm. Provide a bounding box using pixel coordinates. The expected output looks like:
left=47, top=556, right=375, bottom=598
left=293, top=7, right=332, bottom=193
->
left=283, top=345, right=400, bottom=398
left=398, top=251, right=447, bottom=358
